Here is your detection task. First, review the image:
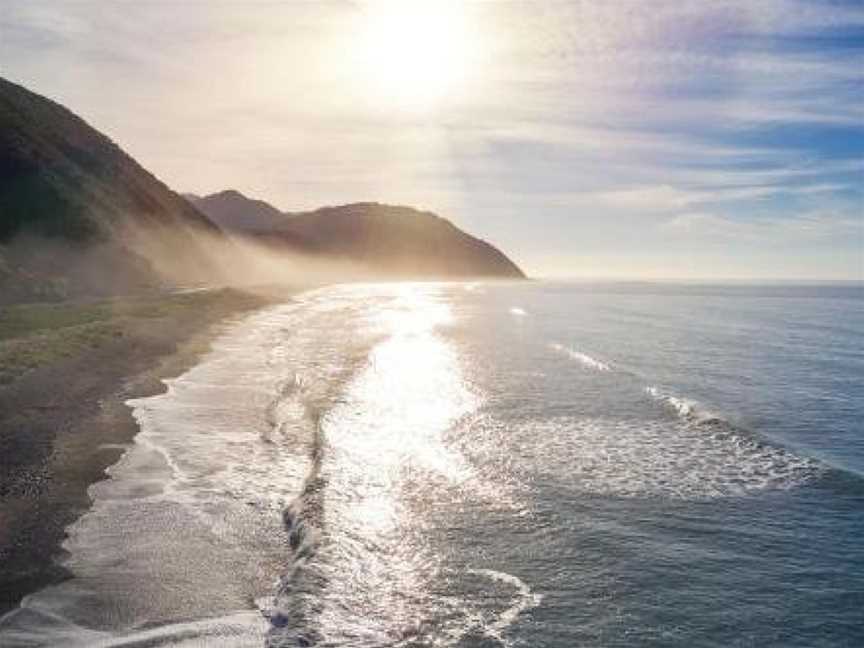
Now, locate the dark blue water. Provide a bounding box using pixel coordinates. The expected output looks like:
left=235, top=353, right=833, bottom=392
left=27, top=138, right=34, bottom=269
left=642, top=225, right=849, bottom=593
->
left=444, top=281, right=864, bottom=647
left=2, top=281, right=861, bottom=647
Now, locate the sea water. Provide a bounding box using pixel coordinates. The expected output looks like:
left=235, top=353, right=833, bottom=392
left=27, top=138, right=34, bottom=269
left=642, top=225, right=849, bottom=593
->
left=1, top=281, right=861, bottom=647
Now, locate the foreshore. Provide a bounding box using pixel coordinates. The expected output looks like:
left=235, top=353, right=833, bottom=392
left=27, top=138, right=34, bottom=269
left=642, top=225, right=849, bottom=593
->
left=0, top=287, right=287, bottom=615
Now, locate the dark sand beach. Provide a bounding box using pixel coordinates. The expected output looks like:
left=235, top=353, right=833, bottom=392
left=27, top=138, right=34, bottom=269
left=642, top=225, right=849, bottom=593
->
left=0, top=288, right=274, bottom=614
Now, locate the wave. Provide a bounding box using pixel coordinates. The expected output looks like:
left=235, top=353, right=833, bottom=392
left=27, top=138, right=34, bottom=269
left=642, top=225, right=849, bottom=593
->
left=265, top=407, right=327, bottom=648
left=644, top=385, right=719, bottom=422
left=265, top=286, right=542, bottom=646
left=0, top=599, right=267, bottom=647
left=512, top=414, right=824, bottom=500
left=644, top=385, right=864, bottom=491
left=544, top=332, right=858, bottom=501
left=0, top=294, right=361, bottom=647
left=540, top=345, right=828, bottom=498
left=549, top=343, right=611, bottom=371
left=467, top=569, right=543, bottom=645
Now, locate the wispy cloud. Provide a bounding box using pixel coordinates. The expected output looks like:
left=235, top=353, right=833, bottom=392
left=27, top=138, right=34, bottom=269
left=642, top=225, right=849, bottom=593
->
left=661, top=208, right=863, bottom=242
left=579, top=182, right=852, bottom=212
left=1, top=0, right=861, bottom=278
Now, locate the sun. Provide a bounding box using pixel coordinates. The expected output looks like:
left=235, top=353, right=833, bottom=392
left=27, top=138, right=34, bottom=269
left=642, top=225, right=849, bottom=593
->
left=358, top=1, right=478, bottom=111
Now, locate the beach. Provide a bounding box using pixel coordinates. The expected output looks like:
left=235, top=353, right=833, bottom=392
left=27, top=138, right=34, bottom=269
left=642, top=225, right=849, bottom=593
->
left=0, top=281, right=862, bottom=647
left=0, top=288, right=274, bottom=614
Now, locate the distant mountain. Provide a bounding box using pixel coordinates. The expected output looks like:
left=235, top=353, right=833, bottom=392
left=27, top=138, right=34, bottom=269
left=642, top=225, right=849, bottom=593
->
left=0, top=75, right=524, bottom=304
left=187, top=190, right=286, bottom=233
left=189, top=192, right=526, bottom=279
left=0, top=77, right=220, bottom=302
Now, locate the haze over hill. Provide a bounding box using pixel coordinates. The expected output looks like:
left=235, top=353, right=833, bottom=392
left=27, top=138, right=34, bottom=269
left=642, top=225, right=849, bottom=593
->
left=0, top=76, right=524, bottom=303
left=189, top=190, right=525, bottom=279
left=0, top=77, right=223, bottom=302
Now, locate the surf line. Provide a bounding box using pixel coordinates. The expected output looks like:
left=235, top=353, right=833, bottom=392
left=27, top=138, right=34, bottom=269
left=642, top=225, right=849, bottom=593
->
left=265, top=406, right=328, bottom=647
left=549, top=342, right=611, bottom=371
left=465, top=568, right=543, bottom=646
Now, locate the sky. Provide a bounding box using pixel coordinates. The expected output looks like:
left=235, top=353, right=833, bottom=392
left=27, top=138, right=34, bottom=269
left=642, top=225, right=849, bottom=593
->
left=1, top=0, right=862, bottom=279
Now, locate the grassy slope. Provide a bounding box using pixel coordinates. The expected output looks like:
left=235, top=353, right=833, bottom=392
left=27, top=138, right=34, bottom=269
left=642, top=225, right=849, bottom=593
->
left=0, top=291, right=260, bottom=384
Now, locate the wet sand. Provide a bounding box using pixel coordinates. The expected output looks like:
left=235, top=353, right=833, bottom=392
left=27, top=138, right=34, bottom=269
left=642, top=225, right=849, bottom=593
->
left=0, top=288, right=275, bottom=614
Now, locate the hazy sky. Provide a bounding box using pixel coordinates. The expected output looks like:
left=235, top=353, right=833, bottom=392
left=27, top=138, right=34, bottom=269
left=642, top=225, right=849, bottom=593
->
left=2, top=0, right=862, bottom=279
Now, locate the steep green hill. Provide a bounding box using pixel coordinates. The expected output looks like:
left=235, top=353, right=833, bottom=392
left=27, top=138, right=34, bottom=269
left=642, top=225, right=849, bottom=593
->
left=0, top=77, right=219, bottom=302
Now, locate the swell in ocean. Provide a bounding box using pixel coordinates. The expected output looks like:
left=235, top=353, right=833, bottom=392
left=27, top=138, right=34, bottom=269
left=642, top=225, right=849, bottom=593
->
left=263, top=285, right=540, bottom=647
left=2, top=281, right=860, bottom=648
left=0, top=284, right=542, bottom=647
left=544, top=336, right=827, bottom=499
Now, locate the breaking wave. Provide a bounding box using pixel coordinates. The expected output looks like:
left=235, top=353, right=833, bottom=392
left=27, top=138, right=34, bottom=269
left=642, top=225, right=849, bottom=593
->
left=549, top=342, right=611, bottom=371
left=508, top=415, right=823, bottom=500
left=644, top=385, right=722, bottom=421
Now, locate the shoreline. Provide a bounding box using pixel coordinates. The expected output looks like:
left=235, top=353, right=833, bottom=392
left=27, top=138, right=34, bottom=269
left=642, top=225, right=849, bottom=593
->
left=0, top=288, right=284, bottom=615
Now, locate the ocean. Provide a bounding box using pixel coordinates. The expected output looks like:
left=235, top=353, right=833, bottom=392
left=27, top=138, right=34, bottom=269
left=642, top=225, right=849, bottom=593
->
left=1, top=281, right=862, bottom=647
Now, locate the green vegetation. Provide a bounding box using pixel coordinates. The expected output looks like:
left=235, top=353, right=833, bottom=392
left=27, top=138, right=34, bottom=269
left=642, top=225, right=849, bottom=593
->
left=0, top=76, right=220, bottom=303
left=0, top=289, right=265, bottom=385
left=0, top=76, right=215, bottom=244
left=0, top=321, right=123, bottom=385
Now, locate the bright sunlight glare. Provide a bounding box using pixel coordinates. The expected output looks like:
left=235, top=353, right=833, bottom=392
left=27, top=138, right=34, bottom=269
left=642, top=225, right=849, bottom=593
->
left=357, top=1, right=480, bottom=111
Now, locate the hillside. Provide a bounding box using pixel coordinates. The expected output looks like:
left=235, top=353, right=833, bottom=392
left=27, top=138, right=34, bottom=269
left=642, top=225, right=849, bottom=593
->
left=184, top=190, right=286, bottom=233
left=0, top=77, right=220, bottom=302
left=0, top=75, right=524, bottom=304
left=190, top=192, right=526, bottom=279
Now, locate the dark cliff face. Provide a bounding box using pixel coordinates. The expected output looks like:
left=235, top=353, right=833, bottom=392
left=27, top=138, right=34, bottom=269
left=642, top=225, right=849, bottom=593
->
left=191, top=194, right=526, bottom=280
left=0, top=77, right=220, bottom=302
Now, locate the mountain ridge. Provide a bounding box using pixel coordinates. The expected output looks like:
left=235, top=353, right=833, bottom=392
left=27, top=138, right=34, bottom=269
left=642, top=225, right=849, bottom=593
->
left=188, top=191, right=526, bottom=279
left=0, top=75, right=525, bottom=303
left=186, top=189, right=286, bottom=233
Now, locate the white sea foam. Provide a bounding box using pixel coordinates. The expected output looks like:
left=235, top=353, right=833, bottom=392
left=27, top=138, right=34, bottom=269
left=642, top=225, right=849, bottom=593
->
left=549, top=342, right=611, bottom=371
left=0, top=606, right=268, bottom=647
left=267, top=286, right=539, bottom=646
left=469, top=569, right=543, bottom=645
left=645, top=386, right=718, bottom=422
left=496, top=415, right=822, bottom=500
left=0, top=291, right=370, bottom=644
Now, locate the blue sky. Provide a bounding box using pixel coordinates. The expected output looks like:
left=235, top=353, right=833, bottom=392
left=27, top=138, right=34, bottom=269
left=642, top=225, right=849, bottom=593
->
left=1, top=0, right=861, bottom=279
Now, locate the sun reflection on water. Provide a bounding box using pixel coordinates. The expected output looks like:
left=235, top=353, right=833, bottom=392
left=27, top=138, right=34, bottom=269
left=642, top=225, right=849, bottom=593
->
left=326, top=283, right=477, bottom=522
left=264, top=283, right=536, bottom=647
left=273, top=284, right=486, bottom=643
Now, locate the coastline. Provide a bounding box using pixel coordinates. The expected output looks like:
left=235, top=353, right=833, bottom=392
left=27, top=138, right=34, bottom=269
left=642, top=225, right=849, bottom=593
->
left=0, top=288, right=282, bottom=615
